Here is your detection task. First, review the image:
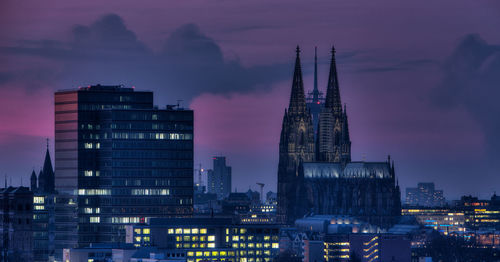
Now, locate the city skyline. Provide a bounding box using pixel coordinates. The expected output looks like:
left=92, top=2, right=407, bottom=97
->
left=1, top=1, right=500, bottom=199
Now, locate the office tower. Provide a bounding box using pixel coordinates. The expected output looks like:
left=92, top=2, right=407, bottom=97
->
left=54, top=85, right=194, bottom=247
left=277, top=47, right=400, bottom=226
left=207, top=156, right=232, bottom=200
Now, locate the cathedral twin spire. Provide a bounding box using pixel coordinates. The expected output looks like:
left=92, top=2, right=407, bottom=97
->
left=284, top=45, right=351, bottom=164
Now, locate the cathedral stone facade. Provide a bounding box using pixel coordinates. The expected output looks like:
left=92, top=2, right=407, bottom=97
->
left=277, top=46, right=401, bottom=227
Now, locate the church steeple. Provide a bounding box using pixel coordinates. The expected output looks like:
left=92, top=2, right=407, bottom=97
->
left=288, top=46, right=307, bottom=115
left=30, top=169, right=37, bottom=192
left=38, top=139, right=55, bottom=193
left=325, top=45, right=342, bottom=115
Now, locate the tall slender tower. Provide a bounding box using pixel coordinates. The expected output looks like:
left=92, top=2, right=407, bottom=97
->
left=277, top=46, right=316, bottom=224
left=317, top=46, right=351, bottom=164
left=306, top=47, right=324, bottom=137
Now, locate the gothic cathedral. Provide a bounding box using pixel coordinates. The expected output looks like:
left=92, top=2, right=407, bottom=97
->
left=277, top=46, right=401, bottom=227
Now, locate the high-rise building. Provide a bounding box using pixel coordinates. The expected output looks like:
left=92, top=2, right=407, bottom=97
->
left=54, top=85, right=194, bottom=247
left=207, top=156, right=232, bottom=200
left=405, top=182, right=446, bottom=207
left=277, top=47, right=401, bottom=226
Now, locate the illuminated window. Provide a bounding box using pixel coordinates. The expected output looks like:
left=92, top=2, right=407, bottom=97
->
left=272, top=243, right=279, bottom=249
left=212, top=251, right=219, bottom=256
left=34, top=197, right=44, bottom=204
left=220, top=251, right=227, bottom=256
left=196, top=252, right=202, bottom=257
left=232, top=236, right=239, bottom=241
left=134, top=229, right=141, bottom=234
left=184, top=236, right=191, bottom=241
left=187, top=252, right=194, bottom=257
left=176, top=228, right=182, bottom=234
left=200, top=228, right=207, bottom=234
left=200, top=236, right=206, bottom=241
left=192, top=228, right=199, bottom=234
left=208, top=235, right=215, bottom=241
left=96, top=143, right=100, bottom=149
left=168, top=228, right=174, bottom=234
left=240, top=228, right=247, bottom=234
left=84, top=143, right=93, bottom=149
left=34, top=205, right=45, bottom=210
left=90, top=217, right=100, bottom=223
left=143, top=228, right=150, bottom=234
left=208, top=243, right=215, bottom=248
left=184, top=228, right=191, bottom=234
left=84, top=170, right=93, bottom=177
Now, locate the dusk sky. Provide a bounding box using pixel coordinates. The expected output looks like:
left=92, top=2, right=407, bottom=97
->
left=1, top=0, right=500, bottom=199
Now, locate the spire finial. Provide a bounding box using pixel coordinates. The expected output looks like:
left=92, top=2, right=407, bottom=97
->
left=296, top=45, right=300, bottom=55
left=331, top=45, right=336, bottom=54
left=46, top=138, right=49, bottom=149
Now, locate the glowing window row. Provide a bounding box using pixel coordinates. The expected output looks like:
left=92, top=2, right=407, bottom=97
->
left=168, top=228, right=208, bottom=234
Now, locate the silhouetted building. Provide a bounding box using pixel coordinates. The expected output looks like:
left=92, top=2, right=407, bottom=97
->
left=207, top=157, right=232, bottom=200
left=0, top=186, right=33, bottom=262
left=406, top=182, right=445, bottom=207
left=277, top=47, right=401, bottom=227
left=54, top=85, right=194, bottom=248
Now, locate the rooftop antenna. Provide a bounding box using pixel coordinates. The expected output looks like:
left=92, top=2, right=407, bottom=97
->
left=362, top=153, right=366, bottom=162
left=177, top=100, right=183, bottom=109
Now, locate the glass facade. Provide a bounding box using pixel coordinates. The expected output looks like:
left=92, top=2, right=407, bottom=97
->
left=54, top=85, right=193, bottom=247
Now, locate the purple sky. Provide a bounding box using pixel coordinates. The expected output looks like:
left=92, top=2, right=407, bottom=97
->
left=1, top=0, right=500, bottom=199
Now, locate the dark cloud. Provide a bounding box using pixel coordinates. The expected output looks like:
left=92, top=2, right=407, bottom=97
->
left=355, top=59, right=439, bottom=73
left=431, top=34, right=500, bottom=158
left=0, top=14, right=289, bottom=102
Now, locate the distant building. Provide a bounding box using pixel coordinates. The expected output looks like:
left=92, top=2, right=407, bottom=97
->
left=62, top=243, right=136, bottom=262
left=0, top=186, right=33, bottom=262
left=456, top=195, right=500, bottom=230
left=207, top=157, right=232, bottom=200
left=128, top=217, right=280, bottom=262
left=401, top=207, right=465, bottom=234
left=280, top=215, right=411, bottom=262
left=324, top=234, right=411, bottom=262
left=54, top=85, right=194, bottom=248
left=406, top=183, right=446, bottom=207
